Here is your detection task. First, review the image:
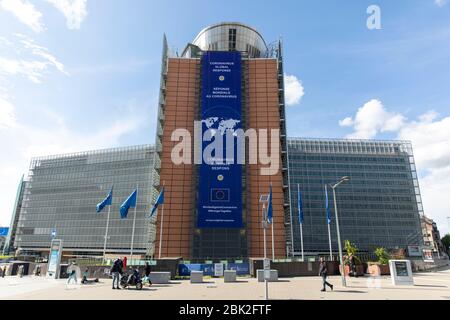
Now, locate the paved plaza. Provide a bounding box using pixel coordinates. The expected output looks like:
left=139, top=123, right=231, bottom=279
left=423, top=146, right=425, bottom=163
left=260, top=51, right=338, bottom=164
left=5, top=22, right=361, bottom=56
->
left=1, top=269, right=450, bottom=300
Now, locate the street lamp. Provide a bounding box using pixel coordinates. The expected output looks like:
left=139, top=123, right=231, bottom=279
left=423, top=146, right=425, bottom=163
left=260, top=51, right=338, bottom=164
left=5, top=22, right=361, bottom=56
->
left=330, top=176, right=350, bottom=287
left=259, top=193, right=270, bottom=300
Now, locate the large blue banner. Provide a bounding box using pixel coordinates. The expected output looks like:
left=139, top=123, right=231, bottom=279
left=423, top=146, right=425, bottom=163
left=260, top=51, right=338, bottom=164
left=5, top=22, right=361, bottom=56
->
left=178, top=263, right=250, bottom=276
left=0, top=227, right=8, bottom=236
left=197, top=51, right=243, bottom=228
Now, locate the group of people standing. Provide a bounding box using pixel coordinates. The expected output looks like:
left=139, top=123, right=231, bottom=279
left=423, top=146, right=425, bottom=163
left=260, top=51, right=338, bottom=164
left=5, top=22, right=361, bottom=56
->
left=110, top=257, right=152, bottom=290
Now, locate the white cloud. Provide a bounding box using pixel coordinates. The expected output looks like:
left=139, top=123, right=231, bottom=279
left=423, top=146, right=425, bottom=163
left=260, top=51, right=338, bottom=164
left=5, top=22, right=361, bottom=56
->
left=435, top=0, right=447, bottom=7
left=340, top=99, right=405, bottom=139
left=0, top=95, right=17, bottom=129
left=0, top=97, right=147, bottom=226
left=340, top=99, right=450, bottom=235
left=339, top=117, right=353, bottom=127
left=397, top=111, right=450, bottom=170
left=0, top=0, right=45, bottom=33
left=45, top=0, right=88, bottom=30
left=0, top=34, right=68, bottom=83
left=284, top=74, right=304, bottom=106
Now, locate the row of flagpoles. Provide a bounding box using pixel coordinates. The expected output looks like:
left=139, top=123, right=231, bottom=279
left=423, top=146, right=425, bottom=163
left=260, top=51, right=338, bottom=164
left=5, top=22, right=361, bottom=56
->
left=296, top=183, right=334, bottom=260
left=96, top=182, right=334, bottom=261
left=96, top=185, right=165, bottom=261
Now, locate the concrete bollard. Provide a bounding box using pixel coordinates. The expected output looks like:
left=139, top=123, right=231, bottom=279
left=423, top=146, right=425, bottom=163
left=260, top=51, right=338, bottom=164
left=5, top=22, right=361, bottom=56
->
left=224, top=270, right=237, bottom=282
left=149, top=272, right=171, bottom=284
left=190, top=271, right=203, bottom=283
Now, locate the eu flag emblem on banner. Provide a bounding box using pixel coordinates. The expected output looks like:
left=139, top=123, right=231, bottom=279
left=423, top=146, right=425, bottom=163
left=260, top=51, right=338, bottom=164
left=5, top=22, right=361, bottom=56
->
left=267, top=184, right=273, bottom=224
left=325, top=185, right=331, bottom=224
left=297, top=184, right=304, bottom=224
left=150, top=187, right=164, bottom=217
left=96, top=188, right=113, bottom=213
left=120, top=189, right=137, bottom=219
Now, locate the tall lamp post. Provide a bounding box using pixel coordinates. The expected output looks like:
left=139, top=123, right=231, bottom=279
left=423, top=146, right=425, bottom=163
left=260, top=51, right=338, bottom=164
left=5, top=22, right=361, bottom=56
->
left=259, top=193, right=270, bottom=300
left=330, top=176, right=350, bottom=287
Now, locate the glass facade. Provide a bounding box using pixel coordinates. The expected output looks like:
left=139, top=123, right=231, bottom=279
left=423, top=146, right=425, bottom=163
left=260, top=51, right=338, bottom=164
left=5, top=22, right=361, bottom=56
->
left=14, top=145, right=158, bottom=256
left=287, top=138, right=424, bottom=255
left=183, top=22, right=268, bottom=58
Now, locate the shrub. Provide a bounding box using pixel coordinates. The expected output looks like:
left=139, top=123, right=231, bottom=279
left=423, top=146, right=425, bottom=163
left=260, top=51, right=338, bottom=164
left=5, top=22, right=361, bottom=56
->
left=344, top=240, right=360, bottom=265
left=375, top=247, right=390, bottom=265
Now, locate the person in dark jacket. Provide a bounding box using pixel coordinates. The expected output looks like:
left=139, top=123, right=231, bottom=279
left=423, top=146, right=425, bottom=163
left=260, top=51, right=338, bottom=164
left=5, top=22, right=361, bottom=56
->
left=144, top=262, right=152, bottom=286
left=349, top=253, right=357, bottom=277
left=319, top=257, right=333, bottom=292
left=110, top=258, right=122, bottom=289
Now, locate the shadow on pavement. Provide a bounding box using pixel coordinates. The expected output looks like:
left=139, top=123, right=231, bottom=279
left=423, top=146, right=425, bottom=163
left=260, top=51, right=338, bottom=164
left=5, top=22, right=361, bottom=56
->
left=413, top=284, right=447, bottom=288
left=332, top=290, right=367, bottom=294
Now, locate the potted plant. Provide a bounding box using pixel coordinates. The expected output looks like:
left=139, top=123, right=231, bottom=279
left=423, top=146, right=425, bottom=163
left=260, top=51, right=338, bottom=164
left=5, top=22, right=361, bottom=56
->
left=368, top=247, right=391, bottom=276
left=341, top=240, right=364, bottom=276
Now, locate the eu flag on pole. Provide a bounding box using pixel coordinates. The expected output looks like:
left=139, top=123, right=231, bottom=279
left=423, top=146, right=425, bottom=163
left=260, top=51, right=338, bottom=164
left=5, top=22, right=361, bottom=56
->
left=325, top=185, right=331, bottom=224
left=150, top=187, right=164, bottom=217
left=297, top=184, right=304, bottom=224
left=96, top=188, right=113, bottom=213
left=267, top=184, right=273, bottom=224
left=120, top=189, right=137, bottom=219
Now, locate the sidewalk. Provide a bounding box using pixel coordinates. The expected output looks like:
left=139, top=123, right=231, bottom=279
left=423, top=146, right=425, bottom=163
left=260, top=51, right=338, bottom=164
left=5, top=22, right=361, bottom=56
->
left=2, top=270, right=450, bottom=300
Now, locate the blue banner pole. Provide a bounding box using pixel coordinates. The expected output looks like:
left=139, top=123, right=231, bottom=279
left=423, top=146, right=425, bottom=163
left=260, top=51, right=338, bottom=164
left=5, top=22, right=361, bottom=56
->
left=103, top=205, right=111, bottom=264
left=158, top=181, right=165, bottom=259
left=130, top=185, right=138, bottom=263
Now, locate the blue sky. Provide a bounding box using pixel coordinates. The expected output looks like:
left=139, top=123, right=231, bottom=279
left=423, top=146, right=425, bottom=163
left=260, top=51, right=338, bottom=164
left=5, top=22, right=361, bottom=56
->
left=1, top=0, right=450, bottom=234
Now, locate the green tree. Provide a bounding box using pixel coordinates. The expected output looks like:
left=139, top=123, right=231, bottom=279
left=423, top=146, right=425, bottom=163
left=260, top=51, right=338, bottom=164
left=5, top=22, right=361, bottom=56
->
left=442, top=234, right=450, bottom=253
left=344, top=240, right=360, bottom=264
left=374, top=247, right=390, bottom=265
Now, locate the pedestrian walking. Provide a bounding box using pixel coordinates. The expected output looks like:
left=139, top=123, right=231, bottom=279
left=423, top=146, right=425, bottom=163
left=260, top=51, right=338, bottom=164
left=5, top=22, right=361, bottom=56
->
left=110, top=257, right=123, bottom=289
left=67, top=269, right=77, bottom=284
left=82, top=268, right=89, bottom=284
left=144, top=261, right=152, bottom=286
left=319, top=257, right=333, bottom=292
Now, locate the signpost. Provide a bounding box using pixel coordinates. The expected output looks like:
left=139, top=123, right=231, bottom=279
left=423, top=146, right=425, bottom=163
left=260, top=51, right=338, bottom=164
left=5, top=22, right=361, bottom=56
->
left=263, top=258, right=271, bottom=280
left=214, top=263, right=224, bottom=277
left=47, top=239, right=63, bottom=279
left=407, top=245, right=422, bottom=257
left=389, top=260, right=414, bottom=286
left=259, top=193, right=270, bottom=301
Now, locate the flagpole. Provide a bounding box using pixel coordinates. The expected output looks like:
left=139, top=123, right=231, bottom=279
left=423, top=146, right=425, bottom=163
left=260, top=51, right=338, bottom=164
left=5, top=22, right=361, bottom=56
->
left=130, top=185, right=138, bottom=262
left=298, top=184, right=304, bottom=261
left=326, top=184, right=333, bottom=260
left=103, top=204, right=111, bottom=263
left=328, top=222, right=333, bottom=261
left=158, top=181, right=165, bottom=260
left=158, top=204, right=164, bottom=259
left=271, top=218, right=275, bottom=260
left=263, top=204, right=267, bottom=259
left=299, top=222, right=304, bottom=261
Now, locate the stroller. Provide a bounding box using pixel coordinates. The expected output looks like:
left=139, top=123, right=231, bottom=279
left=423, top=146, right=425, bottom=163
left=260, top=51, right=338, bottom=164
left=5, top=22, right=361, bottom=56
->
left=120, top=269, right=143, bottom=290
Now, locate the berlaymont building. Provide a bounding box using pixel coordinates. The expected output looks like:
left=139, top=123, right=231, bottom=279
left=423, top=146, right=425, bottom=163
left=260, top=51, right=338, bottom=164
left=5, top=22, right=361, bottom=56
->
left=6, top=22, right=424, bottom=261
